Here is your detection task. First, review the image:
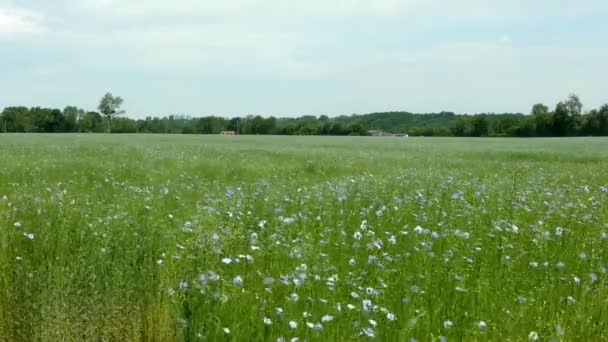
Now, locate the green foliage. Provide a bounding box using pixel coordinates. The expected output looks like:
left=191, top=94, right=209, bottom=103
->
left=2, top=93, right=608, bottom=136
left=98, top=93, right=125, bottom=133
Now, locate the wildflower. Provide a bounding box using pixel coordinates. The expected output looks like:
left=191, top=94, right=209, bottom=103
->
left=233, top=275, right=243, bottom=287
left=590, top=273, right=598, bottom=282
left=223, top=327, right=230, bottom=334
left=528, top=331, right=539, bottom=341
left=362, top=327, right=375, bottom=338
left=321, top=315, right=334, bottom=322
left=386, top=312, right=396, bottom=321
left=222, top=257, right=232, bottom=265
left=167, top=288, right=176, bottom=297
left=478, top=321, right=487, bottom=329
left=369, top=319, right=377, bottom=327
left=443, top=320, right=453, bottom=329
left=263, top=317, right=272, bottom=325
left=24, top=233, right=35, bottom=240
left=14, top=222, right=22, bottom=229
left=362, top=299, right=372, bottom=311
left=347, top=304, right=356, bottom=310
left=289, top=321, right=298, bottom=329
left=354, top=231, right=362, bottom=240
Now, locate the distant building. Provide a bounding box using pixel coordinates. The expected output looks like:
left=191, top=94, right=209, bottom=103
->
left=221, top=131, right=236, bottom=135
left=368, top=130, right=406, bottom=137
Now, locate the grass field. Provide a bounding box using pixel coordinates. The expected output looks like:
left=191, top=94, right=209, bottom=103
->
left=1, top=134, right=608, bottom=341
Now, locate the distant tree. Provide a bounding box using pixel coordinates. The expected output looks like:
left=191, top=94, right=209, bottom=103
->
left=471, top=116, right=490, bottom=137
left=98, top=93, right=125, bottom=133
left=63, top=106, right=82, bottom=132
left=553, top=94, right=583, bottom=136
left=531, top=103, right=549, bottom=116
left=598, top=104, right=608, bottom=136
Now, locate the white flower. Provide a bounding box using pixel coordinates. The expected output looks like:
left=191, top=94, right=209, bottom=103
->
left=233, top=275, right=243, bottom=287
left=351, top=292, right=360, bottom=299
left=443, top=320, right=453, bottom=329
left=24, top=233, right=35, bottom=240
left=167, top=288, right=176, bottom=297
left=478, top=321, right=487, bottom=329
left=14, top=222, right=22, bottom=229
left=528, top=331, right=539, bottom=341
left=347, top=304, right=356, bottom=310
left=321, top=315, right=334, bottom=322
left=354, top=231, right=362, bottom=240
left=369, top=319, right=377, bottom=327
left=386, top=313, right=396, bottom=321
left=222, top=257, right=232, bottom=265
left=362, top=299, right=372, bottom=311
left=289, top=321, right=298, bottom=329
left=362, top=327, right=375, bottom=338
left=223, top=327, right=230, bottom=334
left=263, top=317, right=272, bottom=325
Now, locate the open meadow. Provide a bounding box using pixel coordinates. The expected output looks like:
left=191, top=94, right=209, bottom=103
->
left=1, top=134, right=608, bottom=341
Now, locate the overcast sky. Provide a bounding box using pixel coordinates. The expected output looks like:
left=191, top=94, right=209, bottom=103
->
left=1, top=0, right=607, bottom=118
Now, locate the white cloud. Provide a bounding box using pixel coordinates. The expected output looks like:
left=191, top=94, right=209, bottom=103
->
left=0, top=7, right=46, bottom=35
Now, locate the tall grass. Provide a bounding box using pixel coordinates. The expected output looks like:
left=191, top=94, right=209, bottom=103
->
left=1, top=134, right=607, bottom=341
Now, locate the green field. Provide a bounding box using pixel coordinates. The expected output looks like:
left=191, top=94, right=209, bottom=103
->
left=1, top=134, right=607, bottom=341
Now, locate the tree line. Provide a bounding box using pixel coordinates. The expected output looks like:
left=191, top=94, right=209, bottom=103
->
left=1, top=93, right=607, bottom=137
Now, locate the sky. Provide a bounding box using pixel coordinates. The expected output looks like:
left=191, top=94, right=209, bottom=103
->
left=1, top=0, right=607, bottom=118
